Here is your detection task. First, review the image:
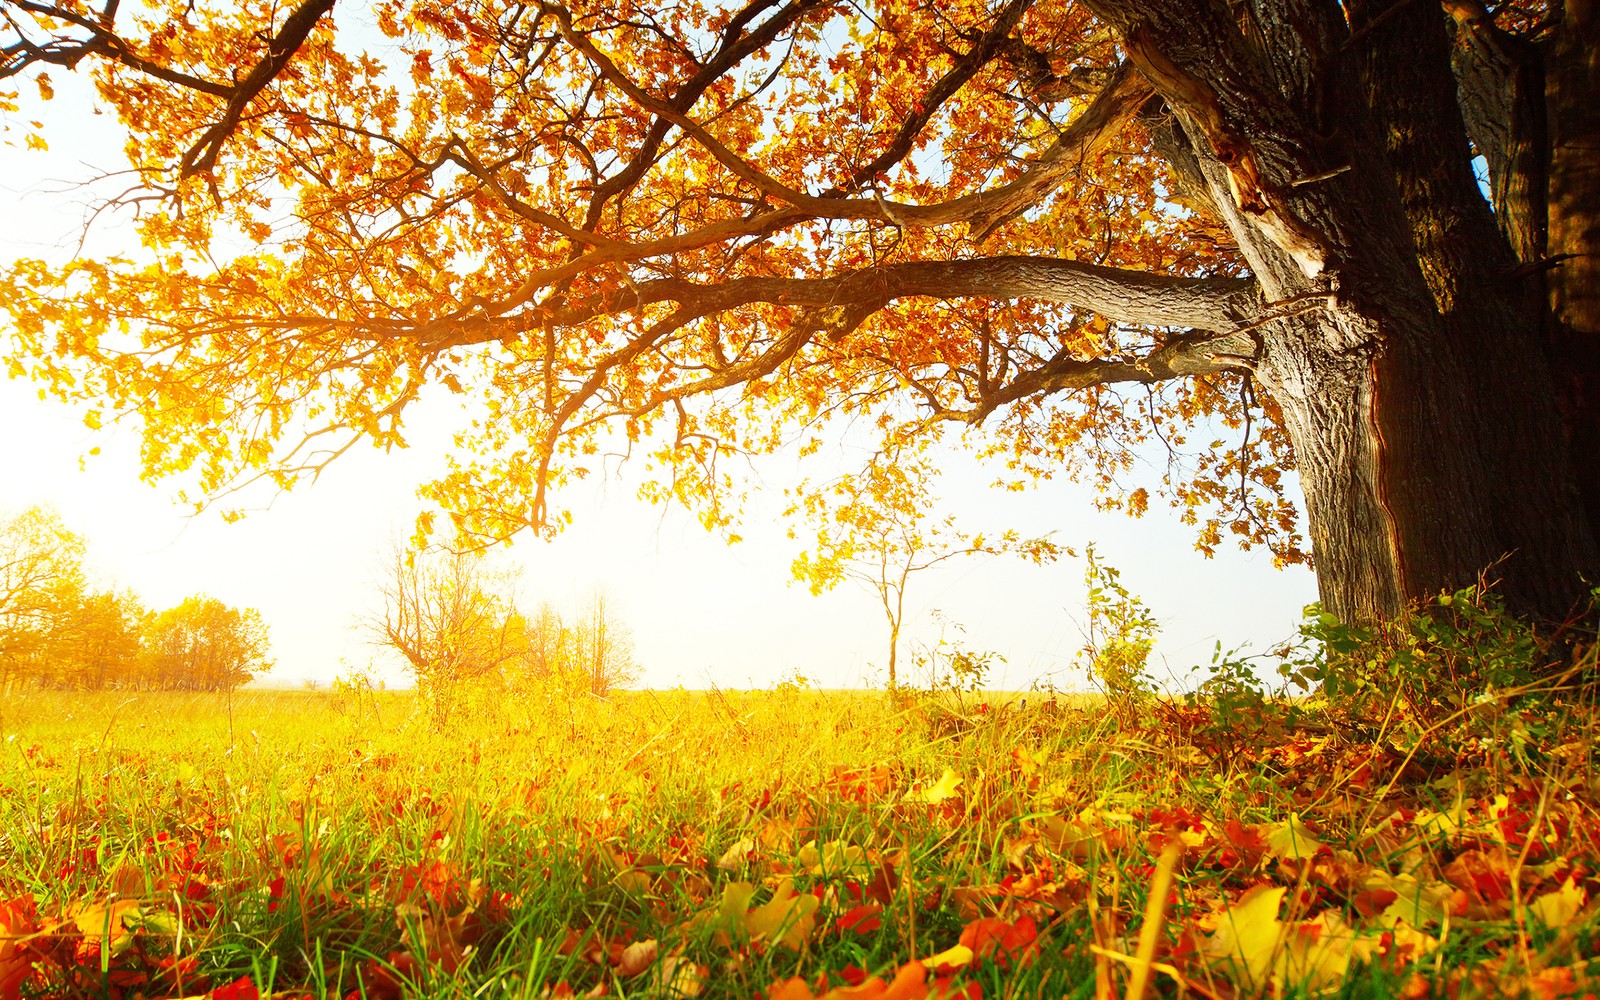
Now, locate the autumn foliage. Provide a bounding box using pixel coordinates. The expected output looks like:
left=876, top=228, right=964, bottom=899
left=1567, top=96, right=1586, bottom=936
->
left=3, top=0, right=1288, bottom=577
left=0, top=506, right=271, bottom=691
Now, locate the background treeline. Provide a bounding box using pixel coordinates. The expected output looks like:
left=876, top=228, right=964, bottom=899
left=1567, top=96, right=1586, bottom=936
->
left=0, top=506, right=270, bottom=691
left=368, top=546, right=636, bottom=724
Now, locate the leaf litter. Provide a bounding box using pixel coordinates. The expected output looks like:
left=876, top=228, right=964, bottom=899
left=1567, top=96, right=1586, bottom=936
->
left=0, top=686, right=1596, bottom=999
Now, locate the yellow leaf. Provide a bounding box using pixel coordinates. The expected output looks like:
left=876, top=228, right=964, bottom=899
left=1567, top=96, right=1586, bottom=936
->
left=717, top=838, right=755, bottom=871
left=923, top=943, right=974, bottom=971
left=1370, top=872, right=1457, bottom=929
left=905, top=768, right=962, bottom=804
left=798, top=840, right=869, bottom=877
left=654, top=955, right=706, bottom=998
left=1264, top=813, right=1323, bottom=861
left=1203, top=885, right=1286, bottom=992
left=73, top=900, right=142, bottom=955
left=1279, top=911, right=1383, bottom=993
left=718, top=881, right=757, bottom=923
left=745, top=878, right=819, bottom=950
left=1528, top=877, right=1586, bottom=930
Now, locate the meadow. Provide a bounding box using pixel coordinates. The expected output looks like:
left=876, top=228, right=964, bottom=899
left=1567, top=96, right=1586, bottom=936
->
left=0, top=659, right=1596, bottom=1000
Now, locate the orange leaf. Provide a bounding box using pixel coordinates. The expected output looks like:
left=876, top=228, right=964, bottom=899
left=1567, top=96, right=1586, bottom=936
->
left=616, top=939, right=658, bottom=978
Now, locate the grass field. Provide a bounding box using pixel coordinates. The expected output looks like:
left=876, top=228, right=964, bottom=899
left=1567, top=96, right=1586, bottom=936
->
left=0, top=678, right=1596, bottom=999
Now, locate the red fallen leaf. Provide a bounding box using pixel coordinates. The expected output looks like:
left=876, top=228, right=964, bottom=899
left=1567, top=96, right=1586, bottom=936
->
left=930, top=976, right=981, bottom=1000
left=838, top=903, right=883, bottom=936
left=558, top=927, right=606, bottom=964
left=877, top=962, right=929, bottom=999
left=957, top=915, right=1038, bottom=968
left=154, top=953, right=202, bottom=991
left=401, top=860, right=466, bottom=907
left=768, top=961, right=929, bottom=999
left=1218, top=818, right=1268, bottom=870
left=865, top=863, right=900, bottom=905
left=266, top=875, right=286, bottom=913
left=211, top=975, right=260, bottom=1000
left=1351, top=887, right=1399, bottom=919
left=1443, top=850, right=1512, bottom=917
left=1, top=896, right=45, bottom=1000
left=350, top=951, right=420, bottom=1000
left=768, top=978, right=817, bottom=1000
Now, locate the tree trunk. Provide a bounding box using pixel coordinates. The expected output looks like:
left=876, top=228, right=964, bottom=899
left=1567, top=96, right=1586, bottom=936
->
left=1545, top=0, right=1600, bottom=570
left=1103, top=0, right=1599, bottom=625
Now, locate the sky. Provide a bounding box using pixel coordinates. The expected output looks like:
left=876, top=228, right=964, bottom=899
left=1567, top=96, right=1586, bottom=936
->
left=0, top=61, right=1320, bottom=692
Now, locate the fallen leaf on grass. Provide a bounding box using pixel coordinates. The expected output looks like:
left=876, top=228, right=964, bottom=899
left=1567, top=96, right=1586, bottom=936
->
left=650, top=956, right=707, bottom=998
left=209, top=975, right=260, bottom=1000
left=718, top=838, right=756, bottom=871
left=905, top=769, right=963, bottom=805
left=71, top=899, right=143, bottom=956
left=1528, top=877, right=1586, bottom=930
left=617, top=939, right=658, bottom=978
left=1204, top=885, right=1287, bottom=992
left=922, top=944, right=974, bottom=974
left=956, top=914, right=1038, bottom=968
left=1, top=896, right=46, bottom=1000
left=1201, top=882, right=1434, bottom=995
left=1264, top=814, right=1324, bottom=861
left=1443, top=849, right=1513, bottom=918
left=1366, top=872, right=1460, bottom=929
left=769, top=961, right=927, bottom=999
left=685, top=879, right=819, bottom=951
left=838, top=902, right=883, bottom=936
left=745, top=879, right=821, bottom=949
left=800, top=840, right=871, bottom=877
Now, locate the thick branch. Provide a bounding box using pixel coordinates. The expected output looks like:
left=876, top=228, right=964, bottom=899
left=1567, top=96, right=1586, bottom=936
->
left=934, top=328, right=1259, bottom=425
left=1, top=0, right=231, bottom=93
left=179, top=0, right=338, bottom=181
left=554, top=256, right=1260, bottom=336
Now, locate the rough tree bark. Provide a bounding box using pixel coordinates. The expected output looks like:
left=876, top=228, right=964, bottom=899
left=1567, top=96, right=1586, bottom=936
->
left=1088, top=0, right=1600, bottom=624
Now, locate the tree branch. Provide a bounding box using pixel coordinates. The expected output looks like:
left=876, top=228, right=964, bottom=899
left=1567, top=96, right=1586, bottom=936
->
left=548, top=256, right=1259, bottom=336
left=2, top=0, right=232, bottom=93
left=179, top=0, right=338, bottom=182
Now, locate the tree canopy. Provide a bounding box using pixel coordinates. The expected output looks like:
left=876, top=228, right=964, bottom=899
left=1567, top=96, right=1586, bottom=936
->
left=2, top=0, right=1595, bottom=627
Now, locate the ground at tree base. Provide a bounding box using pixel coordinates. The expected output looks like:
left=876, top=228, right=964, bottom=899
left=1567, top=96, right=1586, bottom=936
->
left=0, top=681, right=1594, bottom=1000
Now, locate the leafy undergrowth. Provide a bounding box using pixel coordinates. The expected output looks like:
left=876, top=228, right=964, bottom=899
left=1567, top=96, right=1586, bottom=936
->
left=0, top=666, right=1596, bottom=1000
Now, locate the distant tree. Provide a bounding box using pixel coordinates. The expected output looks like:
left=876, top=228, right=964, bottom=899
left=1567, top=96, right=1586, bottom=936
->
left=514, top=603, right=569, bottom=683
left=791, top=459, right=1061, bottom=688
left=0, top=506, right=86, bottom=689
left=1077, top=544, right=1159, bottom=711
left=371, top=546, right=524, bottom=723
left=573, top=592, right=637, bottom=696
left=502, top=595, right=638, bottom=697
left=38, top=589, right=148, bottom=689
left=142, top=596, right=272, bottom=691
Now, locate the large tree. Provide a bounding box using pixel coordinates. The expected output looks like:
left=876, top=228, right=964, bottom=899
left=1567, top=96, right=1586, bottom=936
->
left=1, top=0, right=1595, bottom=628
